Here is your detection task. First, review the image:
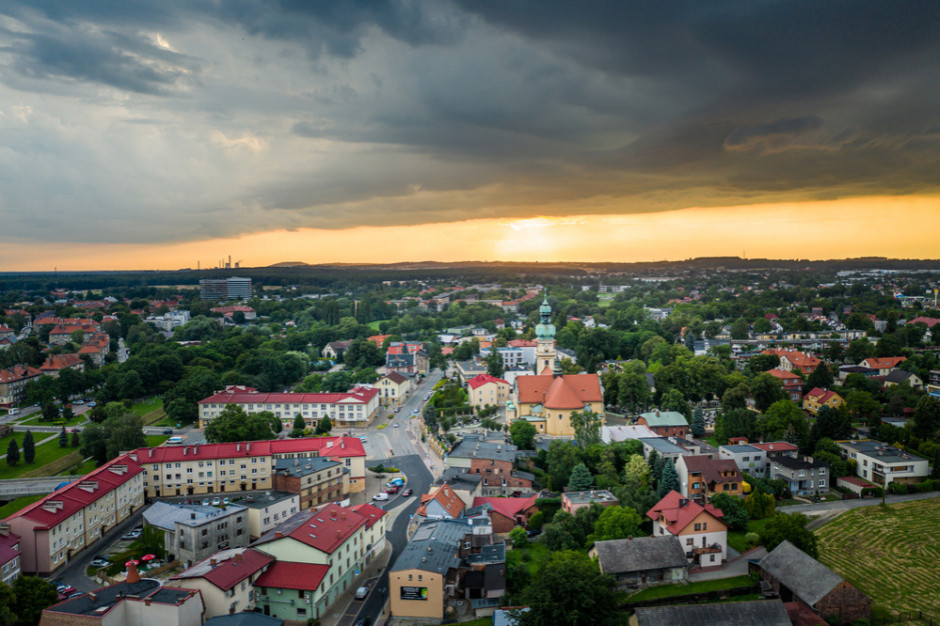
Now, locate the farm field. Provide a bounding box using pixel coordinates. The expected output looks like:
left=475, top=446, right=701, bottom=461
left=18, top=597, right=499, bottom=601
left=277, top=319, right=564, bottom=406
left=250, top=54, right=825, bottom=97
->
left=816, top=497, right=940, bottom=621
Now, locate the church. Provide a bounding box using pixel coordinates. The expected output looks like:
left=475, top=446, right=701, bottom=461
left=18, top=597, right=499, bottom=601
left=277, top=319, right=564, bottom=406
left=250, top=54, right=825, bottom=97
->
left=509, top=295, right=605, bottom=437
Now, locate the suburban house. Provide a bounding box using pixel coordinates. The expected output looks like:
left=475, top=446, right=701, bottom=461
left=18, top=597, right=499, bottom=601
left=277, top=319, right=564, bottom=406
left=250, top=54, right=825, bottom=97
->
left=802, top=388, right=845, bottom=416
left=836, top=440, right=929, bottom=487
left=0, top=365, right=43, bottom=407
left=929, top=369, right=940, bottom=398
left=386, top=342, right=430, bottom=376
left=237, top=491, right=300, bottom=540
left=882, top=369, right=923, bottom=390
left=561, top=490, right=618, bottom=515
left=469, top=496, right=538, bottom=534
left=601, top=424, right=659, bottom=443
left=39, top=353, right=85, bottom=377
left=769, top=454, right=830, bottom=497
left=0, top=525, right=21, bottom=584
left=272, top=457, right=348, bottom=511
left=758, top=540, right=871, bottom=623
left=438, top=469, right=484, bottom=507
left=640, top=437, right=693, bottom=465
left=637, top=411, right=688, bottom=437
left=589, top=535, right=687, bottom=590
left=41, top=571, right=204, bottom=626
left=763, top=348, right=821, bottom=374
left=197, top=386, right=381, bottom=429
left=211, top=305, right=257, bottom=320
left=675, top=455, right=742, bottom=502
left=859, top=356, right=906, bottom=376
left=718, top=444, right=767, bottom=478
left=389, top=519, right=466, bottom=622
left=647, top=490, right=728, bottom=565
left=512, top=372, right=604, bottom=437
left=751, top=441, right=800, bottom=467
left=467, top=374, right=511, bottom=408
left=321, top=341, right=352, bottom=360
left=416, top=483, right=466, bottom=520
left=375, top=371, right=414, bottom=406
left=142, top=502, right=250, bottom=566
left=634, top=600, right=792, bottom=626
left=766, top=368, right=804, bottom=402
left=171, top=548, right=274, bottom=619
left=445, top=435, right=533, bottom=496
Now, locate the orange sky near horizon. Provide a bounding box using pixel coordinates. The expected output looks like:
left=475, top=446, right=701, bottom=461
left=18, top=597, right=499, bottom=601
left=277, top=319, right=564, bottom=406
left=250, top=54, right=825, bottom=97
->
left=1, top=195, right=938, bottom=272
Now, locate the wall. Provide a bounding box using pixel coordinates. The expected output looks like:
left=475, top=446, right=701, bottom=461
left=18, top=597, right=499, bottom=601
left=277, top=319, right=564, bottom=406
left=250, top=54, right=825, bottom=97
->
left=390, top=568, right=444, bottom=620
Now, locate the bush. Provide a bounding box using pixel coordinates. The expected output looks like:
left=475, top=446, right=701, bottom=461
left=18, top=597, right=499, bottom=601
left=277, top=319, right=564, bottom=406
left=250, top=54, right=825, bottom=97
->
left=528, top=511, right=544, bottom=531
left=889, top=482, right=909, bottom=495
left=745, top=532, right=760, bottom=547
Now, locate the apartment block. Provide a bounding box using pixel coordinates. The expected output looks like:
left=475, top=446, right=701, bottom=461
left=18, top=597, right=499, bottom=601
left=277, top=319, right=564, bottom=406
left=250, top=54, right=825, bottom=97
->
left=273, top=457, right=349, bottom=511
left=198, top=386, right=380, bottom=429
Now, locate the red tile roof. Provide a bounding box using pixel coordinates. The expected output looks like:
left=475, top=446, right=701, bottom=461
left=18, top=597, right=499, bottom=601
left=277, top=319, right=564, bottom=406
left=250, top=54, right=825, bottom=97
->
left=128, top=436, right=366, bottom=464
left=416, top=483, right=465, bottom=519
left=40, top=353, right=84, bottom=371
left=382, top=371, right=408, bottom=384
left=516, top=374, right=602, bottom=409
left=367, top=334, right=391, bottom=347
left=766, top=368, right=802, bottom=382
left=467, top=374, right=509, bottom=390
left=751, top=441, right=799, bottom=453
left=172, top=548, right=274, bottom=591
left=507, top=339, right=537, bottom=348
left=253, top=561, right=330, bottom=591
left=646, top=490, right=726, bottom=535
left=909, top=317, right=940, bottom=328
left=860, top=357, right=906, bottom=370
left=762, top=348, right=820, bottom=370
left=259, top=503, right=368, bottom=554
left=0, top=531, right=20, bottom=567
left=198, top=388, right=379, bottom=406
left=804, top=388, right=841, bottom=404
left=0, top=365, right=43, bottom=384
left=349, top=503, right=387, bottom=529
left=471, top=496, right=538, bottom=520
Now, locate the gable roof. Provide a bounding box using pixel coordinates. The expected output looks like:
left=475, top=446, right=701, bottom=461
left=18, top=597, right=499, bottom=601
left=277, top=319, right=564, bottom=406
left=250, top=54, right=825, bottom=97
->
left=681, top=455, right=741, bottom=486
left=516, top=373, right=602, bottom=408
left=635, top=600, right=792, bottom=626
left=40, top=353, right=83, bottom=371
left=470, top=496, right=537, bottom=520
left=860, top=356, right=906, bottom=369
left=593, top=535, right=687, bottom=574
left=639, top=411, right=688, bottom=427
left=349, top=503, right=387, bottom=529
left=129, top=436, right=365, bottom=464
left=804, top=387, right=841, bottom=404
left=467, top=374, right=509, bottom=390
left=758, top=540, right=846, bottom=607
left=884, top=369, right=917, bottom=384
left=417, top=483, right=465, bottom=519
left=766, top=368, right=802, bottom=382
left=254, top=503, right=368, bottom=554
left=750, top=441, right=799, bottom=453
left=646, top=490, right=725, bottom=535
left=908, top=316, right=940, bottom=328
left=762, top=348, right=820, bottom=369
left=253, top=561, right=330, bottom=591
left=197, top=388, right=379, bottom=406
left=171, top=547, right=274, bottom=591
left=381, top=371, right=408, bottom=384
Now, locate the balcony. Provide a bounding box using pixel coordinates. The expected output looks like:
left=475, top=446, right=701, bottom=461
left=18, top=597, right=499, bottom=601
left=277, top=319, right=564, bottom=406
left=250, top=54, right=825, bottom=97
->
left=692, top=544, right=722, bottom=556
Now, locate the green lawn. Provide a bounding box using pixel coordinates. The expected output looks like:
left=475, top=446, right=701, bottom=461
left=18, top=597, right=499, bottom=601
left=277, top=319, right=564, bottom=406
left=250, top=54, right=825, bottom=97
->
left=506, top=541, right=552, bottom=577
left=367, top=320, right=388, bottom=330
left=0, top=437, right=79, bottom=480
left=727, top=517, right=772, bottom=553
left=18, top=413, right=86, bottom=427
left=816, top=498, right=940, bottom=621
left=625, top=575, right=756, bottom=602
left=131, top=397, right=163, bottom=417
left=597, top=294, right=614, bottom=308
left=0, top=495, right=44, bottom=518
left=67, top=459, right=98, bottom=476
left=145, top=435, right=170, bottom=447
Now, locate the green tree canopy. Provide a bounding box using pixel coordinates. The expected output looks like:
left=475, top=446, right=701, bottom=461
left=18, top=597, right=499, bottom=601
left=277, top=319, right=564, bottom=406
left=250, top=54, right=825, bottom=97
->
left=589, top=505, right=642, bottom=543
left=510, top=420, right=537, bottom=450
left=518, top=551, right=619, bottom=626
left=657, top=459, right=679, bottom=496
left=567, top=463, right=594, bottom=492
left=13, top=576, right=59, bottom=626
left=570, top=410, right=602, bottom=448
left=709, top=492, right=750, bottom=531
left=759, top=512, right=818, bottom=558
left=205, top=405, right=282, bottom=443
left=6, top=439, right=19, bottom=467
left=22, top=430, right=35, bottom=465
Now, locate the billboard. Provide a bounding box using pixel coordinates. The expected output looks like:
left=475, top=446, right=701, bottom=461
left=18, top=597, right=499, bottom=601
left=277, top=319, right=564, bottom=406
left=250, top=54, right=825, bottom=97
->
left=400, top=586, right=428, bottom=601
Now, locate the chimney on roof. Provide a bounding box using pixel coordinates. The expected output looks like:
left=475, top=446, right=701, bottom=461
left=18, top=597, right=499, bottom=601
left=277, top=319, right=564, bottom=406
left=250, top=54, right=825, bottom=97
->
left=210, top=558, right=217, bottom=566
left=149, top=448, right=154, bottom=458
left=183, top=447, right=188, bottom=456
left=237, top=443, right=241, bottom=452
left=89, top=593, right=97, bottom=602
left=145, top=598, right=152, bottom=607
left=191, top=513, right=196, bottom=520
left=336, top=530, right=341, bottom=538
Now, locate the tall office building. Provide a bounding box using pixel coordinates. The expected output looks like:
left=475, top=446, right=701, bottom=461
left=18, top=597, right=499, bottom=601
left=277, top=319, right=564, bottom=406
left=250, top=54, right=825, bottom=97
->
left=200, top=277, right=252, bottom=300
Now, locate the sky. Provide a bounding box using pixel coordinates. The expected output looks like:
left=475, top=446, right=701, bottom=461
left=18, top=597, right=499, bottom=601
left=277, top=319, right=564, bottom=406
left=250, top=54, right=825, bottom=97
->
left=0, top=1, right=938, bottom=271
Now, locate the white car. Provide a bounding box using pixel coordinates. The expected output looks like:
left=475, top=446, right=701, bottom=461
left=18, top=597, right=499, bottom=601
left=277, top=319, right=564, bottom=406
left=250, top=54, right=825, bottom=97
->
left=211, top=497, right=221, bottom=506
left=372, top=493, right=389, bottom=501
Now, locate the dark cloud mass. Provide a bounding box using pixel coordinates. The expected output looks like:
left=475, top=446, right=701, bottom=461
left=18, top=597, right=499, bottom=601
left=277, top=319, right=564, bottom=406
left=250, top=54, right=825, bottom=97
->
left=0, top=0, right=937, bottom=244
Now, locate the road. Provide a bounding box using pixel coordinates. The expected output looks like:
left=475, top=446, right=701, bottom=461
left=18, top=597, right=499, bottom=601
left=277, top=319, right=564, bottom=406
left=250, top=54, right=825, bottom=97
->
left=784, top=491, right=939, bottom=516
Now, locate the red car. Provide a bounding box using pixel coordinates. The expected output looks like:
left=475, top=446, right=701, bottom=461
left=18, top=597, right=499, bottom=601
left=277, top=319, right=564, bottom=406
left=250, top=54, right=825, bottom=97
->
left=401, top=488, right=413, bottom=497
left=385, top=485, right=399, bottom=494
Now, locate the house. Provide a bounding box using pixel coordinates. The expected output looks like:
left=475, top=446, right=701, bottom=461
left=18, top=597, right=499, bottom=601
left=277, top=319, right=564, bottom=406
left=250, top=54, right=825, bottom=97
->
left=252, top=561, right=331, bottom=624
left=675, top=455, right=742, bottom=502
left=142, top=502, right=250, bottom=566
left=366, top=334, right=390, bottom=348
left=751, top=441, right=800, bottom=467
left=513, top=373, right=604, bottom=437
left=718, top=444, right=767, bottom=478
left=211, top=305, right=257, bottom=320
left=375, top=371, right=414, bottom=406
left=321, top=340, right=352, bottom=360
left=589, top=535, right=687, bottom=590
left=40, top=570, right=204, bottom=626
left=198, top=386, right=381, bottom=429
left=836, top=440, right=929, bottom=487
left=802, top=388, right=844, bottom=416
left=386, top=342, right=429, bottom=376
left=39, top=353, right=84, bottom=377
left=389, top=519, right=466, bottom=622
left=416, top=483, right=466, bottom=520
left=758, top=540, right=870, bottom=623
left=467, top=374, right=511, bottom=408
left=859, top=356, right=906, bottom=376
left=646, top=490, right=728, bottom=565
left=601, top=424, right=659, bottom=443
left=882, top=369, right=923, bottom=390
left=763, top=348, right=820, bottom=374
left=273, top=457, right=348, bottom=511
left=470, top=496, right=538, bottom=534
left=0, top=365, right=43, bottom=407
left=437, top=469, right=484, bottom=507
left=634, top=600, right=792, bottom=626
left=767, top=368, right=804, bottom=402
left=929, top=369, right=940, bottom=398
left=561, top=490, right=618, bottom=515
left=769, top=454, right=830, bottom=496
left=640, top=437, right=692, bottom=464
left=0, top=524, right=21, bottom=584
left=236, top=491, right=301, bottom=539
left=637, top=411, right=688, bottom=437
left=170, top=547, right=274, bottom=619
left=445, top=435, right=533, bottom=495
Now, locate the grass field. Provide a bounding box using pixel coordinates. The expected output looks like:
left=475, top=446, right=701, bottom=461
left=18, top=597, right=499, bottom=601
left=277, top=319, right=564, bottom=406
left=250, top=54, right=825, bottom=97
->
left=625, top=575, right=755, bottom=602
left=727, top=517, right=771, bottom=553
left=0, top=495, right=44, bottom=518
left=131, top=397, right=163, bottom=417
left=507, top=542, right=551, bottom=577
left=367, top=320, right=388, bottom=330
left=145, top=434, right=170, bottom=447
left=816, top=498, right=940, bottom=621
left=0, top=437, right=79, bottom=480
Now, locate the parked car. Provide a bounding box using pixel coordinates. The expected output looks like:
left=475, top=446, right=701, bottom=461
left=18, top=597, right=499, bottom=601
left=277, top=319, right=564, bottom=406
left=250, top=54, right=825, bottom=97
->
left=353, top=617, right=371, bottom=626
left=222, top=497, right=230, bottom=505
left=67, top=592, right=84, bottom=599
left=55, top=581, right=71, bottom=592
left=163, top=428, right=173, bottom=435
left=87, top=401, right=96, bottom=407
left=401, top=488, right=413, bottom=497
left=393, top=407, right=400, bottom=413
left=355, top=586, right=369, bottom=600
left=74, top=399, right=84, bottom=405
left=57, top=585, right=76, bottom=596
left=372, top=493, right=389, bottom=501
left=202, top=498, right=210, bottom=506
left=244, top=495, right=254, bottom=503
left=211, top=497, right=221, bottom=506
left=385, top=486, right=399, bottom=494
left=89, top=558, right=110, bottom=568
left=122, top=528, right=142, bottom=540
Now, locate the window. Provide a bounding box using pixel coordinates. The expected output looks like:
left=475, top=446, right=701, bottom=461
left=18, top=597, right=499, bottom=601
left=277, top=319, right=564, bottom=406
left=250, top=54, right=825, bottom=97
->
left=694, top=523, right=701, bottom=531
left=686, top=538, right=693, bottom=546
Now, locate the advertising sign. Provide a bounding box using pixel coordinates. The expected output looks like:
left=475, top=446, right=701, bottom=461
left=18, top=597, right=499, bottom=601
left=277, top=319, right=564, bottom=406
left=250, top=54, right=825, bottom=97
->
left=400, top=586, right=428, bottom=601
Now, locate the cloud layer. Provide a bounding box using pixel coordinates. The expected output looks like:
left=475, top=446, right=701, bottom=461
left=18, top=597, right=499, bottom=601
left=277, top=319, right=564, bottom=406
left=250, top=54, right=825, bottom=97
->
left=0, top=0, right=938, bottom=245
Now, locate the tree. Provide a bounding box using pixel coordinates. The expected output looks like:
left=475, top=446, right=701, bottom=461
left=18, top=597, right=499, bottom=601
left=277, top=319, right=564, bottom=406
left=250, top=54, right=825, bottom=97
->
left=568, top=463, right=594, bottom=492
left=747, top=353, right=780, bottom=375
left=912, top=396, right=940, bottom=440
left=805, top=362, right=834, bottom=391
left=570, top=410, right=602, bottom=448
left=846, top=390, right=882, bottom=429
left=290, top=414, right=306, bottom=438
left=315, top=415, right=333, bottom=435
left=485, top=348, right=504, bottom=378
left=721, top=383, right=750, bottom=413
left=658, top=460, right=679, bottom=496
left=759, top=512, right=818, bottom=558
left=0, top=579, right=16, bottom=625
left=751, top=373, right=786, bottom=412
left=745, top=490, right=776, bottom=520
left=518, top=551, right=619, bottom=626
left=528, top=511, right=544, bottom=531
left=589, top=505, right=642, bottom=542
left=509, top=527, right=528, bottom=548
left=759, top=400, right=808, bottom=447
left=40, top=400, right=58, bottom=422
left=659, top=388, right=689, bottom=418
left=715, top=408, right=755, bottom=443
left=691, top=407, right=705, bottom=438
left=5, top=439, right=19, bottom=467
left=846, top=338, right=874, bottom=363
left=730, top=317, right=751, bottom=340
left=13, top=575, right=59, bottom=626
left=70, top=430, right=80, bottom=448
left=709, top=492, right=749, bottom=531
left=617, top=370, right=650, bottom=414
left=510, top=420, right=537, bottom=450
left=621, top=455, right=650, bottom=490
left=22, top=430, right=35, bottom=465
left=204, top=405, right=281, bottom=443
left=59, top=426, right=69, bottom=448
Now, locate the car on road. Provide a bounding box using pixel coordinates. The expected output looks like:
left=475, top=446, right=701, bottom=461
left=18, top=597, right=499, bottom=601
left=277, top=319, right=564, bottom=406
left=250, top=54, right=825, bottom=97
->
left=68, top=427, right=82, bottom=434
left=87, top=402, right=96, bottom=407
left=372, top=493, right=389, bottom=501
left=244, top=495, right=254, bottom=503
left=122, top=528, right=142, bottom=540
left=353, top=617, right=371, bottom=626
left=202, top=498, right=210, bottom=506
left=393, top=407, right=400, bottom=413
left=57, top=584, right=76, bottom=596
left=401, top=488, right=413, bottom=497
left=211, top=497, right=221, bottom=506
left=358, top=436, right=367, bottom=443
left=89, top=558, right=110, bottom=568
left=354, top=586, right=369, bottom=600
left=55, top=581, right=72, bottom=592
left=74, top=399, right=84, bottom=405
left=385, top=486, right=399, bottom=494
left=163, top=428, right=174, bottom=435
left=222, top=497, right=230, bottom=505
left=393, top=422, right=399, bottom=428
left=67, top=592, right=84, bottom=599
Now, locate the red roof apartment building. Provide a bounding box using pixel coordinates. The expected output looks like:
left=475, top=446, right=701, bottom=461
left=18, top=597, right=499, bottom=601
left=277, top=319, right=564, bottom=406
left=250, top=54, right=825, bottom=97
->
left=197, top=385, right=381, bottom=429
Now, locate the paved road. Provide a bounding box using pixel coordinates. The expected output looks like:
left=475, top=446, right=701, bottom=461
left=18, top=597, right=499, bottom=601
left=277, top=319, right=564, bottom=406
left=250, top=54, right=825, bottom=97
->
left=783, top=491, right=939, bottom=515
left=57, top=509, right=146, bottom=591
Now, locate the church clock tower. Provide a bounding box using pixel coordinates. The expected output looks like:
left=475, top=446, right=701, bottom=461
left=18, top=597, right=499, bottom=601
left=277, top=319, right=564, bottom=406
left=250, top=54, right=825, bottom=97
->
left=534, top=293, right=557, bottom=374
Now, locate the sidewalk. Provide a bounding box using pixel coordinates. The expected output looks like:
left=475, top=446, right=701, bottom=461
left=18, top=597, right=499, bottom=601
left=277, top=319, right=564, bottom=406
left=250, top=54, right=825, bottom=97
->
left=688, top=546, right=766, bottom=582
left=320, top=539, right=392, bottom=626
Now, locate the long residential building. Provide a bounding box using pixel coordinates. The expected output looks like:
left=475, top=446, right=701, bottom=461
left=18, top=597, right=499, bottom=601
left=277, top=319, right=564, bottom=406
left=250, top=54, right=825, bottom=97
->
left=5, top=457, right=145, bottom=575
left=0, top=365, right=43, bottom=407
left=198, top=386, right=381, bottom=429
left=132, top=437, right=368, bottom=497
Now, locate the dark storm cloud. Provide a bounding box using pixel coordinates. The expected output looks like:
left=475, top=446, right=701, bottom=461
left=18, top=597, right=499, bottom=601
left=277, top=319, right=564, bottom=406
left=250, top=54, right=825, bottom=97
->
left=0, top=0, right=938, bottom=244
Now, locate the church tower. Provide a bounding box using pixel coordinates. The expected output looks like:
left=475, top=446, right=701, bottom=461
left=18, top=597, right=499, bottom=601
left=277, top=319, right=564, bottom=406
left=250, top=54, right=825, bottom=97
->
left=535, top=293, right=557, bottom=374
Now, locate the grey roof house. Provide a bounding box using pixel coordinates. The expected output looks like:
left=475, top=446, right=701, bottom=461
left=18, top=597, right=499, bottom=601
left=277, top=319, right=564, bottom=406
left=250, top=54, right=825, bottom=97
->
left=589, top=535, right=687, bottom=590
left=634, top=600, right=792, bottom=626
